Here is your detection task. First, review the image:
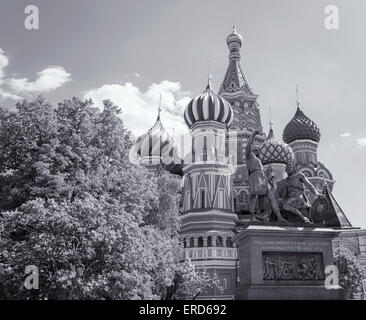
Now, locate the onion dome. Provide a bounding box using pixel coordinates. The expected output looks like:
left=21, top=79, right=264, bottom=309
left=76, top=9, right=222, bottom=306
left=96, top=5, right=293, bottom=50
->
left=283, top=106, right=321, bottom=144
left=226, top=25, right=243, bottom=49
left=184, top=76, right=233, bottom=129
left=260, top=124, right=295, bottom=165
left=134, top=104, right=179, bottom=163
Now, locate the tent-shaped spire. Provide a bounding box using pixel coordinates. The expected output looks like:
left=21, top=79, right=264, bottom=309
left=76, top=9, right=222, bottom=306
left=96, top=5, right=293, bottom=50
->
left=219, top=26, right=255, bottom=97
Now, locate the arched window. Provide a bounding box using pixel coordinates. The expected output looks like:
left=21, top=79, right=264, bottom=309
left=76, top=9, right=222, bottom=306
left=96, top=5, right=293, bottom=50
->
left=207, top=236, right=212, bottom=247
left=311, top=153, right=316, bottom=163
left=203, top=136, right=207, bottom=161
left=216, top=236, right=224, bottom=247
left=218, top=189, right=225, bottom=208
left=185, top=190, right=191, bottom=211
left=223, top=278, right=228, bottom=290
left=198, top=237, right=204, bottom=247
left=201, top=189, right=206, bottom=208
left=226, top=237, right=233, bottom=248
left=238, top=191, right=248, bottom=211
left=302, top=152, right=306, bottom=164
left=190, top=237, right=194, bottom=248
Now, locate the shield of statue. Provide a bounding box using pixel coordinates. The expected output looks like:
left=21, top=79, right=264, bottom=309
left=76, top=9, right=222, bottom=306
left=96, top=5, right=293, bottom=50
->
left=311, top=196, right=329, bottom=224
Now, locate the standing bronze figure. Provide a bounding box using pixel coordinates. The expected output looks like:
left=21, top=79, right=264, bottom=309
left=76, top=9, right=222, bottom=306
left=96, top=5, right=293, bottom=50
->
left=245, top=130, right=286, bottom=222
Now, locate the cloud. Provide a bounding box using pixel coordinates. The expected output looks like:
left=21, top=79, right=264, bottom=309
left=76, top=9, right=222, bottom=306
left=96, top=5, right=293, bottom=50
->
left=340, top=132, right=351, bottom=138
left=84, top=80, right=191, bottom=139
left=0, top=48, right=9, bottom=85
left=134, top=72, right=140, bottom=78
left=0, top=47, right=71, bottom=101
left=8, top=66, right=71, bottom=93
left=0, top=89, right=21, bottom=100
left=357, top=138, right=366, bottom=148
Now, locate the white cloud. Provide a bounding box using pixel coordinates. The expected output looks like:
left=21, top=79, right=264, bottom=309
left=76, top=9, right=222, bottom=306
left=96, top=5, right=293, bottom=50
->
left=84, top=80, right=191, bottom=139
left=0, top=48, right=9, bottom=85
left=0, top=48, right=71, bottom=101
left=8, top=66, right=71, bottom=93
left=0, top=88, right=21, bottom=100
left=357, top=137, right=366, bottom=148
left=340, top=132, right=351, bottom=137
left=134, top=72, right=140, bottom=78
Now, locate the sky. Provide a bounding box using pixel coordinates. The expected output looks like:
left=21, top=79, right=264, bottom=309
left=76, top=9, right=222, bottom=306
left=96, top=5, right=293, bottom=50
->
left=0, top=0, right=365, bottom=227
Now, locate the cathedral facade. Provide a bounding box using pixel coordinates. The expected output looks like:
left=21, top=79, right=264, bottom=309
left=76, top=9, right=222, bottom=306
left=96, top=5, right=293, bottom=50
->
left=133, top=27, right=366, bottom=299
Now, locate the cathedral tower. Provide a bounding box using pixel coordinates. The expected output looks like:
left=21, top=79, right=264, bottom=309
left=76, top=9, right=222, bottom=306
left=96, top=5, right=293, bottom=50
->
left=219, top=26, right=265, bottom=214
left=219, top=26, right=262, bottom=132
left=180, top=77, right=238, bottom=299
left=133, top=97, right=180, bottom=174
left=259, top=120, right=295, bottom=181
left=283, top=95, right=335, bottom=194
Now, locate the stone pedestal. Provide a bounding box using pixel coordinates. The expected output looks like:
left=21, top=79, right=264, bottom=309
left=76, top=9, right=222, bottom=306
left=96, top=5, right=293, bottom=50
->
left=234, top=225, right=345, bottom=300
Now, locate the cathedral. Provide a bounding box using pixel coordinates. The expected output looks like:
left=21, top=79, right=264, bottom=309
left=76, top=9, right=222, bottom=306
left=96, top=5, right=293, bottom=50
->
left=133, top=27, right=366, bottom=299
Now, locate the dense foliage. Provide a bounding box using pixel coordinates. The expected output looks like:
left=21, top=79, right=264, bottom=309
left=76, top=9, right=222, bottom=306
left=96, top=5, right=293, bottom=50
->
left=334, top=246, right=363, bottom=299
left=0, top=96, right=219, bottom=299
left=165, top=258, right=222, bottom=300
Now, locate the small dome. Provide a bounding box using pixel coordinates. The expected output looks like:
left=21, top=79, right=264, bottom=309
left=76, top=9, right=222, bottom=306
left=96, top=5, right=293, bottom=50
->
left=226, top=25, right=243, bottom=49
left=283, top=107, right=321, bottom=144
left=184, top=77, right=233, bottom=129
left=260, top=127, right=295, bottom=165
left=134, top=112, right=179, bottom=164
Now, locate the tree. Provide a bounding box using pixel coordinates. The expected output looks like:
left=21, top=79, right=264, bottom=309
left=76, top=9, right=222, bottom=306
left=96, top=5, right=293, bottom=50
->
left=144, top=171, right=182, bottom=237
left=0, top=96, right=61, bottom=209
left=0, top=97, right=158, bottom=212
left=0, top=96, right=214, bottom=300
left=334, top=246, right=363, bottom=299
left=164, top=258, right=223, bottom=300
left=0, top=197, right=180, bottom=299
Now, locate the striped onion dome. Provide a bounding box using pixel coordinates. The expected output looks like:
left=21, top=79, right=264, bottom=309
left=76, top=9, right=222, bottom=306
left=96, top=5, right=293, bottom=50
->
left=184, top=77, right=233, bottom=129
left=134, top=111, right=179, bottom=163
left=260, top=125, right=295, bottom=165
left=283, top=106, right=321, bottom=144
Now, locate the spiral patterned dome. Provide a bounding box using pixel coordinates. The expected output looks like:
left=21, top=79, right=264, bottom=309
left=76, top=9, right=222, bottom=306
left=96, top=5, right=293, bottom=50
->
left=260, top=127, right=295, bottom=165
left=184, top=78, right=233, bottom=129
left=283, top=107, right=321, bottom=144
left=134, top=112, right=179, bottom=163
